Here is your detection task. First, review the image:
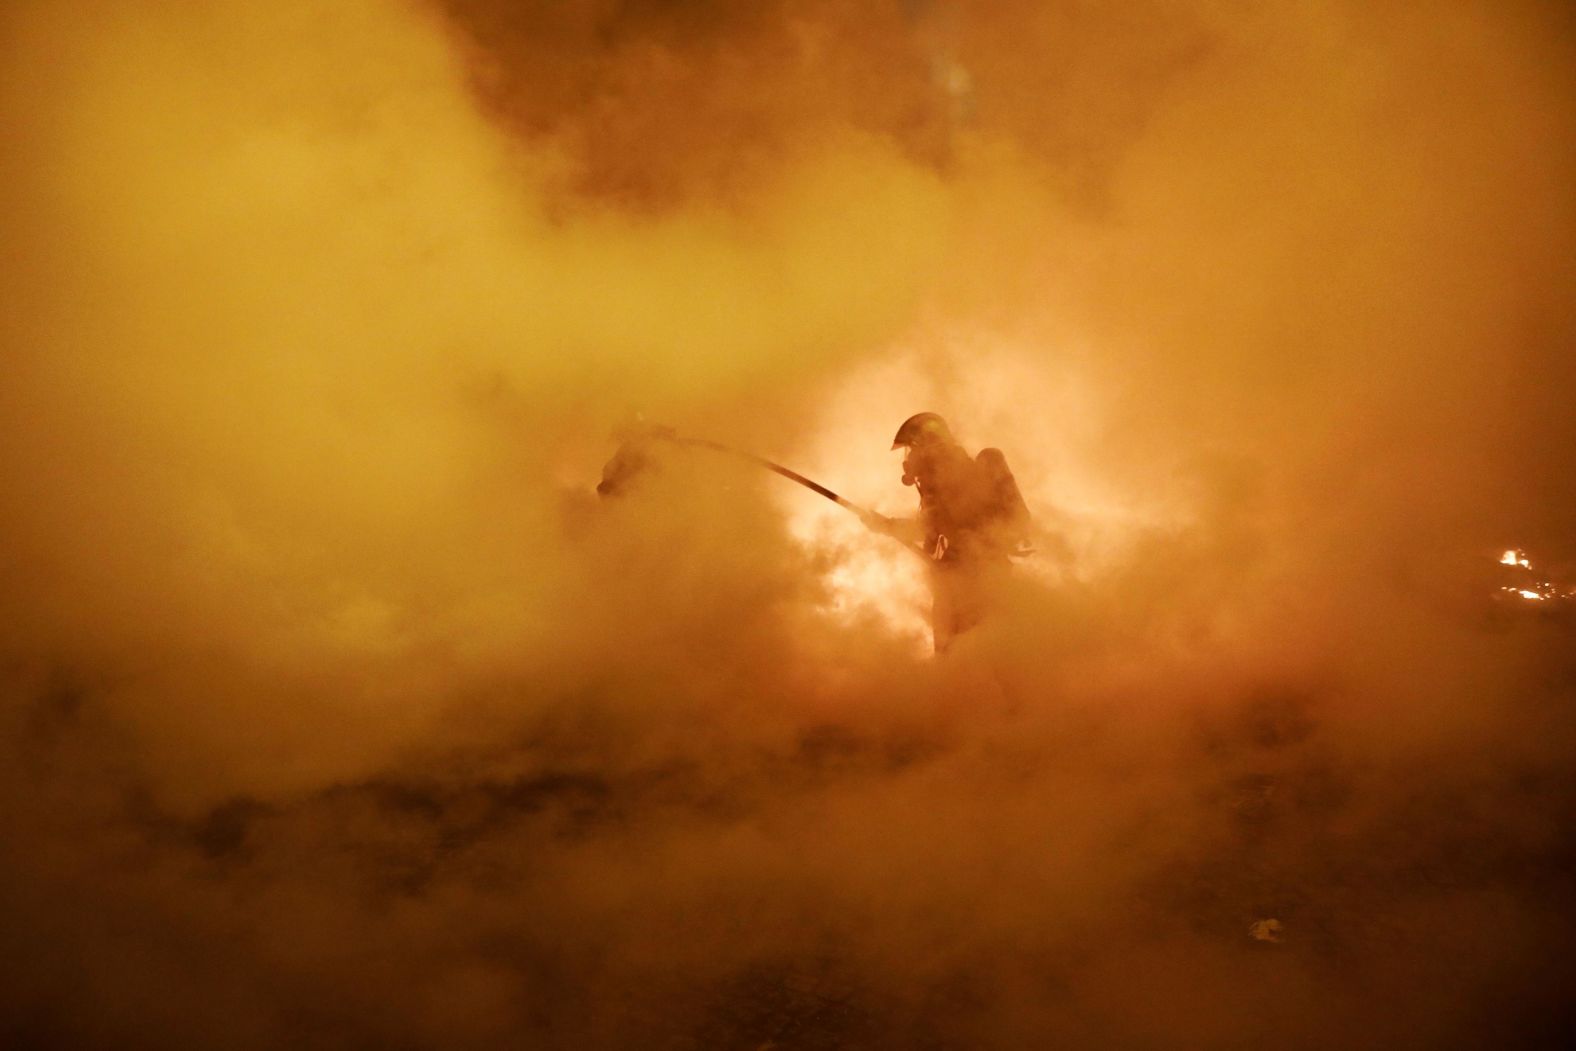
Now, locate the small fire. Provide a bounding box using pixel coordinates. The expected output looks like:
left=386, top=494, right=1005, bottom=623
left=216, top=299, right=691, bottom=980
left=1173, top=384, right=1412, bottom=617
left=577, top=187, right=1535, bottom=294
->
left=1495, top=546, right=1573, bottom=606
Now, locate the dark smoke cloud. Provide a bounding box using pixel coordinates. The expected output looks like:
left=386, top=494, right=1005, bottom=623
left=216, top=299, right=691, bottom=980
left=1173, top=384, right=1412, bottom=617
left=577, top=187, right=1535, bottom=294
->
left=2, top=0, right=1574, bottom=1047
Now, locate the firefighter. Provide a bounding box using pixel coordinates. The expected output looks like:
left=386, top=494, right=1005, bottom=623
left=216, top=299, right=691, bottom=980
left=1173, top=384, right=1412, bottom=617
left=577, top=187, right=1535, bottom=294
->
left=866, top=412, right=1031, bottom=651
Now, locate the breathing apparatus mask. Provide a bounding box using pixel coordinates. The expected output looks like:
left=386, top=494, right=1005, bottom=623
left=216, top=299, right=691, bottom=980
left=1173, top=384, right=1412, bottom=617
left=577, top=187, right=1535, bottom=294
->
left=891, top=413, right=952, bottom=487
left=900, top=443, right=939, bottom=487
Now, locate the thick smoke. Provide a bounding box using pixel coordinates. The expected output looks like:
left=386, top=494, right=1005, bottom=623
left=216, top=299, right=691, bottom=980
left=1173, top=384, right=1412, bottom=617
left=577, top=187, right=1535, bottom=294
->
left=2, top=0, right=1573, bottom=1047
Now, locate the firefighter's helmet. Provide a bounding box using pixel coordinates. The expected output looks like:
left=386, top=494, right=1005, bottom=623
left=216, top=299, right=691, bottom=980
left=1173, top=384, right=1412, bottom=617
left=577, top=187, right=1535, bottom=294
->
left=891, top=412, right=953, bottom=450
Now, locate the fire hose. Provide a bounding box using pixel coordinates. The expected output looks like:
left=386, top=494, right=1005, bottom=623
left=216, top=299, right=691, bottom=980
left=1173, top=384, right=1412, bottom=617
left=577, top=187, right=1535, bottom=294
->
left=615, top=424, right=1036, bottom=561
left=672, top=436, right=868, bottom=515
left=625, top=425, right=922, bottom=555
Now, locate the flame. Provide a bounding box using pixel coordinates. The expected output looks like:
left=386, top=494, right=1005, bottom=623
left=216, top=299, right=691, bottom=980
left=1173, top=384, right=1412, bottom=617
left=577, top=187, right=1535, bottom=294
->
left=1493, top=548, right=1570, bottom=605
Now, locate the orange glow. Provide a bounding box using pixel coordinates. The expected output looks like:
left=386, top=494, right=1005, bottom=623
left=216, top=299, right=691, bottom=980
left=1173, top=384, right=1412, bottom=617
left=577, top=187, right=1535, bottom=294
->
left=778, top=337, right=1194, bottom=632
left=2, top=1, right=1573, bottom=1048
left=785, top=502, right=931, bottom=650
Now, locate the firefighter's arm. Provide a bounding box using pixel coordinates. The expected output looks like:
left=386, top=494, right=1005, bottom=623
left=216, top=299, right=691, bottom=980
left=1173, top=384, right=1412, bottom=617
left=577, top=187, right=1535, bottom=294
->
left=858, top=509, right=924, bottom=548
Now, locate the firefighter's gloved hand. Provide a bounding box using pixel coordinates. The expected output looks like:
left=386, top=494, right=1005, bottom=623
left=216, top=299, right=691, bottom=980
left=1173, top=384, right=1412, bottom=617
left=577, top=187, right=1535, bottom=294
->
left=858, top=509, right=896, bottom=536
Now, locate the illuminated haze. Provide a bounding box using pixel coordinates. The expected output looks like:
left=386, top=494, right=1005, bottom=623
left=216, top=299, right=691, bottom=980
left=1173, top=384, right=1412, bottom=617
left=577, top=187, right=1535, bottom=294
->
left=1, top=1, right=1573, bottom=1047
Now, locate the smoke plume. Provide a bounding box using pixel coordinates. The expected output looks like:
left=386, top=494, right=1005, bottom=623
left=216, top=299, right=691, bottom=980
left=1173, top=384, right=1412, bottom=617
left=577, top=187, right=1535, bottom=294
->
left=2, top=0, right=1573, bottom=1047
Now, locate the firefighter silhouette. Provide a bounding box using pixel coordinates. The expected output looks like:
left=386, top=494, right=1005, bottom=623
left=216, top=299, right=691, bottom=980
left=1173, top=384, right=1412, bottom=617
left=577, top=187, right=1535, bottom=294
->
left=872, top=412, right=1031, bottom=651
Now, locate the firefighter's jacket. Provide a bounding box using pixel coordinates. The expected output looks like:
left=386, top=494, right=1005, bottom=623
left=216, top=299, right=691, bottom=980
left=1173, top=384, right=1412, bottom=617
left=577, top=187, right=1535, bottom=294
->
left=911, top=443, right=1031, bottom=565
